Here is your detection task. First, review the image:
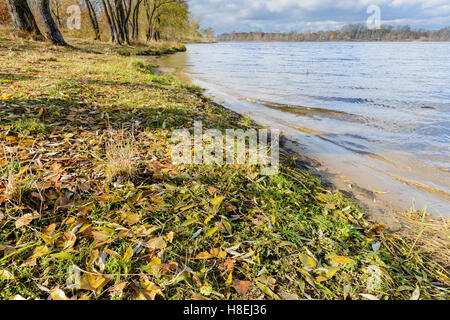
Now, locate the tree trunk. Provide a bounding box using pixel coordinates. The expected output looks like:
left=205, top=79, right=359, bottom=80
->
left=34, top=0, right=66, bottom=45
left=131, top=1, right=141, bottom=40
left=102, top=0, right=121, bottom=44
left=5, top=0, right=41, bottom=37
left=86, top=0, right=100, bottom=40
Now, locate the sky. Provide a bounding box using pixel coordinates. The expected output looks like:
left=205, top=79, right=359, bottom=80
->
left=189, top=0, right=450, bottom=34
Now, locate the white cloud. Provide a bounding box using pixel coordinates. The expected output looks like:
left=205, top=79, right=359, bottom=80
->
left=189, top=0, right=450, bottom=33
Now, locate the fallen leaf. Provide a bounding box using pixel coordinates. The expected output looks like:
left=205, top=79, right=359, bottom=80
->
left=50, top=288, right=69, bottom=300
left=147, top=236, right=166, bottom=250
left=372, top=243, right=381, bottom=251
left=43, top=224, right=56, bottom=235
left=122, top=246, right=133, bottom=262
left=123, top=212, right=140, bottom=225
left=56, top=231, right=76, bottom=251
left=360, top=293, right=379, bottom=300
left=330, top=256, right=355, bottom=265
left=210, top=196, right=225, bottom=206
left=80, top=273, right=109, bottom=291
left=196, top=251, right=213, bottom=259
left=368, top=223, right=385, bottom=236
left=205, top=226, right=219, bottom=238
left=210, top=248, right=227, bottom=259
left=166, top=231, right=174, bottom=243
left=233, top=279, right=252, bottom=296
left=91, top=230, right=111, bottom=242
left=410, top=286, right=420, bottom=300
left=30, top=245, right=50, bottom=259
left=207, top=186, right=217, bottom=195
left=139, top=281, right=162, bottom=300
left=299, top=253, right=317, bottom=270
left=15, top=214, right=34, bottom=228
left=109, top=282, right=127, bottom=297
left=0, top=269, right=14, bottom=281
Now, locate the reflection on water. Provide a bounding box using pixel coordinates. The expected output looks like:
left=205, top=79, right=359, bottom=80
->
left=156, top=42, right=450, bottom=216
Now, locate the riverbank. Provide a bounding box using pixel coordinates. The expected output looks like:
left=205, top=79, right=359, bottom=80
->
left=154, top=54, right=450, bottom=269
left=0, top=38, right=448, bottom=300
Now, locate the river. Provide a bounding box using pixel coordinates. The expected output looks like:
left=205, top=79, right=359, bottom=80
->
left=156, top=41, right=450, bottom=217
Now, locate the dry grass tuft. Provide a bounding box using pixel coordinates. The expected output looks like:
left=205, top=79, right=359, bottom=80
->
left=105, top=144, right=138, bottom=182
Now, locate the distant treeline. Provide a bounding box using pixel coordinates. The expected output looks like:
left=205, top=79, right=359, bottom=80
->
left=218, top=24, right=450, bottom=42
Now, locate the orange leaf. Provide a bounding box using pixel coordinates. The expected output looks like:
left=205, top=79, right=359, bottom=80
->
left=232, top=280, right=252, bottom=296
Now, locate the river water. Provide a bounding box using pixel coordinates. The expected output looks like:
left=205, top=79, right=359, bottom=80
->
left=157, top=42, right=450, bottom=216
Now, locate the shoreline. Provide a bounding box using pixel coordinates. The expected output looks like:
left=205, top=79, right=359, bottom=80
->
left=154, top=55, right=450, bottom=264
left=153, top=48, right=450, bottom=220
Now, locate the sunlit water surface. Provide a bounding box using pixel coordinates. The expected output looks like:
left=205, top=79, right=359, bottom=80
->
left=157, top=42, right=450, bottom=216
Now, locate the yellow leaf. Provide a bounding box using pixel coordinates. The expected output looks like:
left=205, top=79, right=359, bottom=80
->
left=210, top=196, right=225, bottom=206
left=91, top=230, right=111, bottom=242
left=2, top=94, right=12, bottom=100
left=148, top=256, right=161, bottom=266
left=30, top=245, right=50, bottom=259
left=17, top=165, right=29, bottom=176
left=0, top=269, right=14, bottom=281
left=204, top=215, right=214, bottom=224
left=196, top=251, right=213, bottom=259
left=368, top=223, right=385, bottom=236
left=123, top=212, right=140, bottom=225
left=147, top=236, right=166, bottom=250
left=139, top=281, right=162, bottom=300
left=166, top=231, right=174, bottom=243
left=315, top=196, right=327, bottom=203
left=50, top=252, right=73, bottom=260
left=205, top=226, right=219, bottom=238
left=325, top=266, right=341, bottom=278
left=122, top=246, right=133, bottom=262
left=43, top=223, right=56, bottom=236
left=255, top=282, right=279, bottom=299
left=226, top=272, right=233, bottom=286
left=80, top=273, right=109, bottom=291
left=180, top=204, right=196, bottom=211
left=330, top=256, right=356, bottom=264
left=210, top=248, right=227, bottom=259
left=50, top=288, right=69, bottom=300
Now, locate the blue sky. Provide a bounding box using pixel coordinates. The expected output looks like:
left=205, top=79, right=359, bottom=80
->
left=189, top=0, right=450, bottom=33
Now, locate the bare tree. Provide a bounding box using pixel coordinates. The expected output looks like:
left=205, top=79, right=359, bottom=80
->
left=130, top=0, right=143, bottom=40
left=50, top=0, right=62, bottom=28
left=5, top=0, right=41, bottom=37
left=85, top=0, right=100, bottom=40
left=144, top=0, right=185, bottom=42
